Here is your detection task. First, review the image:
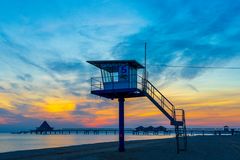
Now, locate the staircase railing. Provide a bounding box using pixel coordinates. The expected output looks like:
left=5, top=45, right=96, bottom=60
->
left=137, top=76, right=176, bottom=121
left=175, top=109, right=185, bottom=122
left=137, top=76, right=187, bottom=153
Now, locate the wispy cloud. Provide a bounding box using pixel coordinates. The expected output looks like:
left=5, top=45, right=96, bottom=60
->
left=0, top=86, right=6, bottom=93
left=16, top=74, right=33, bottom=82
left=47, top=60, right=84, bottom=74
left=186, top=84, right=199, bottom=93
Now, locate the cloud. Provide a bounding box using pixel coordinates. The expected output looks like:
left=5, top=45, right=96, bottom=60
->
left=186, top=84, right=199, bottom=92
left=112, top=0, right=240, bottom=82
left=0, top=29, right=59, bottom=87
left=71, top=104, right=96, bottom=118
left=45, top=60, right=92, bottom=96
left=0, top=86, right=6, bottom=92
left=0, top=31, right=28, bottom=52
left=16, top=55, right=53, bottom=76
left=13, top=103, right=35, bottom=114
left=47, top=60, right=84, bottom=74
left=10, top=83, right=19, bottom=89
left=0, top=108, right=42, bottom=131
left=0, top=107, right=85, bottom=131
left=16, top=73, right=33, bottom=81
left=59, top=80, right=86, bottom=96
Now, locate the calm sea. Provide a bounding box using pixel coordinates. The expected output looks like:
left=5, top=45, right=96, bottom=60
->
left=0, top=133, right=174, bottom=153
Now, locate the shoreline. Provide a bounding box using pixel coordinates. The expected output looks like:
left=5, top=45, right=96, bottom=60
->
left=0, top=135, right=240, bottom=160
left=0, top=133, right=174, bottom=154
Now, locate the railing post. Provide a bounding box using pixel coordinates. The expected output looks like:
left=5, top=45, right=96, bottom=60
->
left=151, top=85, right=153, bottom=97
left=182, top=110, right=185, bottom=122
left=173, top=107, right=176, bottom=120
left=173, top=109, right=176, bottom=121
left=142, top=76, right=147, bottom=92
left=162, top=98, right=164, bottom=109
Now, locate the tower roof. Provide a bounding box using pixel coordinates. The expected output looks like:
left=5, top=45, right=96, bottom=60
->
left=87, top=60, right=144, bottom=70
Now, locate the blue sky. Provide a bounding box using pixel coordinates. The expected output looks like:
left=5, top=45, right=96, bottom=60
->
left=0, top=0, right=240, bottom=131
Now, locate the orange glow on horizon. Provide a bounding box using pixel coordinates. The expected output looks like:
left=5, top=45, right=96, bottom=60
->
left=0, top=86, right=240, bottom=127
left=43, top=98, right=76, bottom=112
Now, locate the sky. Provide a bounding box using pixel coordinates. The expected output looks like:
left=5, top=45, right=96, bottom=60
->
left=0, top=0, right=240, bottom=131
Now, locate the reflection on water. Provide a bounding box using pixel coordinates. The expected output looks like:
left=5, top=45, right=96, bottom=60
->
left=0, top=133, right=174, bottom=153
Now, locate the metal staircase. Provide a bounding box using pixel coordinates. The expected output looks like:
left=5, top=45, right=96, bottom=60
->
left=139, top=78, right=187, bottom=153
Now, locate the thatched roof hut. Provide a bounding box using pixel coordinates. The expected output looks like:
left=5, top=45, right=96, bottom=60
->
left=135, top=126, right=145, bottom=132
left=135, top=126, right=167, bottom=132
left=144, top=126, right=154, bottom=132
left=36, top=121, right=53, bottom=131
left=154, top=126, right=167, bottom=132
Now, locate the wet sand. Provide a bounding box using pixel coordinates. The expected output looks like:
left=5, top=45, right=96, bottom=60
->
left=1, top=135, right=240, bottom=160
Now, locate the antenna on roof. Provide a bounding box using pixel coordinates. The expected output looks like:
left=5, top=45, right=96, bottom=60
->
left=144, top=42, right=147, bottom=80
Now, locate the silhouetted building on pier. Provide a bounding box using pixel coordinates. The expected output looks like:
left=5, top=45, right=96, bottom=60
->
left=135, top=126, right=167, bottom=132
left=144, top=126, right=154, bottom=132
left=36, top=121, right=53, bottom=132
left=154, top=126, right=167, bottom=132
left=135, top=126, right=145, bottom=132
left=224, top=125, right=229, bottom=132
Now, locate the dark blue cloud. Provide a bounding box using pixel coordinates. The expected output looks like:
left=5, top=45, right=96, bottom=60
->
left=23, top=85, right=33, bottom=91
left=0, top=86, right=6, bottom=92
left=0, top=108, right=85, bottom=132
left=46, top=60, right=91, bottom=96
left=72, top=104, right=96, bottom=118
left=112, top=0, right=240, bottom=80
left=56, top=79, right=84, bottom=96
left=0, top=29, right=62, bottom=82
left=186, top=84, right=199, bottom=92
left=0, top=31, right=28, bottom=52
left=10, top=83, right=18, bottom=89
left=0, top=30, right=85, bottom=98
left=47, top=60, right=84, bottom=74
left=13, top=103, right=34, bottom=113
left=16, top=74, right=33, bottom=82
left=0, top=108, right=42, bottom=132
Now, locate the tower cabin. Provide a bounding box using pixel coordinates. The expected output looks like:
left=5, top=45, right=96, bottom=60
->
left=87, top=60, right=145, bottom=99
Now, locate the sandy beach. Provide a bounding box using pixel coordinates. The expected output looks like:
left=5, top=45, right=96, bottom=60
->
left=0, top=135, right=239, bottom=160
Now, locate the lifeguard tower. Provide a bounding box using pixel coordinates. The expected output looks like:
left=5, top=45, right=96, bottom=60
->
left=87, top=60, right=187, bottom=153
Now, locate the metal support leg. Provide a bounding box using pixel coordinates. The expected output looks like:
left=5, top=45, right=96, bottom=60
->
left=118, top=97, right=125, bottom=152
left=176, top=125, right=180, bottom=154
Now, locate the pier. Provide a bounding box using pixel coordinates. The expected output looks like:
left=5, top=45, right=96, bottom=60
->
left=15, top=128, right=240, bottom=136
left=13, top=121, right=240, bottom=136
left=29, top=128, right=134, bottom=135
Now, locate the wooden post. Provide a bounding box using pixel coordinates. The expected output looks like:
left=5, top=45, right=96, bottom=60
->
left=118, top=97, right=125, bottom=152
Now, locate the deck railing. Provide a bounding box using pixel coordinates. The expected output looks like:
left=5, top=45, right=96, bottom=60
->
left=139, top=78, right=176, bottom=120
left=91, top=74, right=176, bottom=121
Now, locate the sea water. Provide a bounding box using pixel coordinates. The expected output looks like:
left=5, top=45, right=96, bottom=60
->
left=0, top=133, right=174, bottom=153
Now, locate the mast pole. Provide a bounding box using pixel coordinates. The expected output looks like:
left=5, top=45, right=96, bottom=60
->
left=144, top=42, right=147, bottom=80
